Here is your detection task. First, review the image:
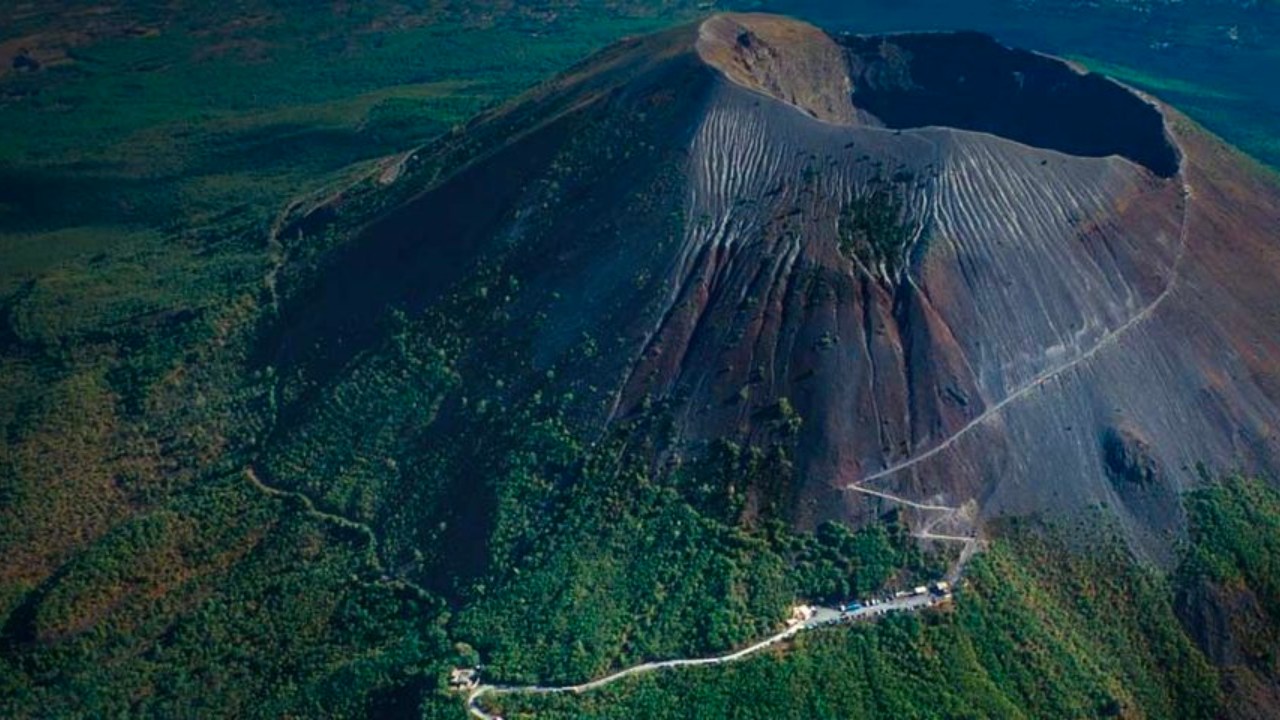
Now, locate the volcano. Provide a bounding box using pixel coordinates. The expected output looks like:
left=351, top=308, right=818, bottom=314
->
left=273, top=13, right=1280, bottom=561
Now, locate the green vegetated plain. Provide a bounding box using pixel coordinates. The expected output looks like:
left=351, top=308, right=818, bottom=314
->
left=2, top=1, right=1280, bottom=718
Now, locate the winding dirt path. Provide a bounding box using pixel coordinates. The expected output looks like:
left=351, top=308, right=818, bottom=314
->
left=244, top=189, right=432, bottom=599
left=467, top=622, right=804, bottom=719
left=858, top=177, right=1194, bottom=485
left=466, top=482, right=980, bottom=719
left=846, top=484, right=957, bottom=512
left=246, top=114, right=1195, bottom=720
left=465, top=593, right=945, bottom=719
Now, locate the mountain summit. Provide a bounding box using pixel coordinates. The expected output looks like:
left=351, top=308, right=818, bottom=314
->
left=274, top=13, right=1280, bottom=560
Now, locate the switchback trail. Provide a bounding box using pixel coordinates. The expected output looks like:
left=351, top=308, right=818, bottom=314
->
left=243, top=465, right=433, bottom=600
left=845, top=482, right=981, bottom=584
left=469, top=478, right=981, bottom=719
left=847, top=484, right=956, bottom=512
left=858, top=177, right=1194, bottom=485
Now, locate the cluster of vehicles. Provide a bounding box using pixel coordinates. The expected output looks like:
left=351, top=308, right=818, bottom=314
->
left=838, top=581, right=952, bottom=615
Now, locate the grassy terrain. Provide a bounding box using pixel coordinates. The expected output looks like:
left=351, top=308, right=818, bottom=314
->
left=0, top=1, right=706, bottom=263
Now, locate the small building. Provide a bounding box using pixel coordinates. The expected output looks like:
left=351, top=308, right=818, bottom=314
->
left=787, top=604, right=815, bottom=626
left=449, top=667, right=478, bottom=691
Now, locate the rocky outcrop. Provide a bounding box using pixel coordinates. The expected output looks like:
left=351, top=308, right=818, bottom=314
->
left=696, top=13, right=857, bottom=125
left=1103, top=426, right=1160, bottom=487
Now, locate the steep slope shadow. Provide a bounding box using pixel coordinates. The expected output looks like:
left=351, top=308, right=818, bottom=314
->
left=839, top=31, right=1180, bottom=178
left=264, top=24, right=714, bottom=403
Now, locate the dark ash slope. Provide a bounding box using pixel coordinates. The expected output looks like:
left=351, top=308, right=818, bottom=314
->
left=270, top=13, right=1280, bottom=566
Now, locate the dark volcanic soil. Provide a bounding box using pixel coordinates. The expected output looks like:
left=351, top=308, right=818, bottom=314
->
left=272, top=13, right=1280, bottom=566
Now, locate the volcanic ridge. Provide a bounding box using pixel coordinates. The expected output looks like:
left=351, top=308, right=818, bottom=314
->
left=273, top=13, right=1280, bottom=561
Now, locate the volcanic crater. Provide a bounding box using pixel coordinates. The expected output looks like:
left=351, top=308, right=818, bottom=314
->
left=274, top=13, right=1280, bottom=562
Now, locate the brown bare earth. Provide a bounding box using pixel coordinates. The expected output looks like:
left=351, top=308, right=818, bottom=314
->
left=695, top=13, right=857, bottom=125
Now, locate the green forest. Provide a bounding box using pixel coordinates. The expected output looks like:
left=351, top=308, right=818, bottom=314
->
left=3, top=2, right=1280, bottom=719
left=480, top=478, right=1280, bottom=720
